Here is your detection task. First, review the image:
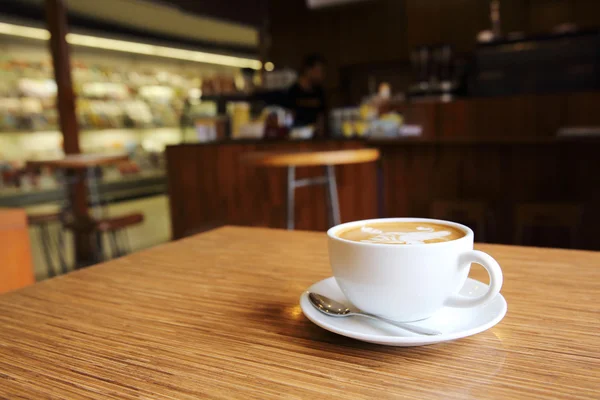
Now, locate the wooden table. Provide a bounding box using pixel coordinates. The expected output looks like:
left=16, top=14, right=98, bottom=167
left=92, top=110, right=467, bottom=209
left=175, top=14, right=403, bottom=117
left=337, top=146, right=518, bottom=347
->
left=0, top=227, right=598, bottom=399
left=27, top=153, right=130, bottom=268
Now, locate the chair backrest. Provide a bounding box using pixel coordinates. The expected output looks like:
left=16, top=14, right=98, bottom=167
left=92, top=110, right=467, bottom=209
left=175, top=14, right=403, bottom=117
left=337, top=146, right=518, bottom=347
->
left=514, top=203, right=584, bottom=248
left=430, top=200, right=489, bottom=242
left=0, top=208, right=35, bottom=293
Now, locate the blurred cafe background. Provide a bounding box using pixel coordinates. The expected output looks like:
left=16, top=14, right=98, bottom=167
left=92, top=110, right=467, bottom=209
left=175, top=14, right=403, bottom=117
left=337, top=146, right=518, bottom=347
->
left=1, top=0, right=599, bottom=290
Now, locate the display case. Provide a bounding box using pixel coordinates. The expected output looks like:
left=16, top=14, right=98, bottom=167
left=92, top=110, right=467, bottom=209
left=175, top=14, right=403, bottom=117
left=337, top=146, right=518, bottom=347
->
left=0, top=35, right=251, bottom=202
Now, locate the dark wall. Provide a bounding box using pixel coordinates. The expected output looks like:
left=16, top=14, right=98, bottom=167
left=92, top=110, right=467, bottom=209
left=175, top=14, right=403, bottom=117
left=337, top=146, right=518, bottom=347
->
left=267, top=0, right=600, bottom=102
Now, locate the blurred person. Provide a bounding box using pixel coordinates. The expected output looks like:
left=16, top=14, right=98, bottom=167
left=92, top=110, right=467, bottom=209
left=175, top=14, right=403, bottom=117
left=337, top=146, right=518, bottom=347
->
left=287, top=53, right=328, bottom=136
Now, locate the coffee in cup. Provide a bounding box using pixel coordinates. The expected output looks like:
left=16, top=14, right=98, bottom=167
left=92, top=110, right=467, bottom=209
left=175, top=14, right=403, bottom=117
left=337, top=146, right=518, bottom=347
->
left=328, top=218, right=503, bottom=322
left=337, top=221, right=465, bottom=244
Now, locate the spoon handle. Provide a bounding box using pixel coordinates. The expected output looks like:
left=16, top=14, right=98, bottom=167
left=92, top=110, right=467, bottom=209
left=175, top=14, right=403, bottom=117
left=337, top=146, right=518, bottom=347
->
left=356, top=313, right=442, bottom=336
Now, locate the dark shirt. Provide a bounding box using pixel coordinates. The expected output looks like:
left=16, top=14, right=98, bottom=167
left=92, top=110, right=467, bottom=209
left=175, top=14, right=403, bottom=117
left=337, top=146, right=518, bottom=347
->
left=286, top=82, right=326, bottom=127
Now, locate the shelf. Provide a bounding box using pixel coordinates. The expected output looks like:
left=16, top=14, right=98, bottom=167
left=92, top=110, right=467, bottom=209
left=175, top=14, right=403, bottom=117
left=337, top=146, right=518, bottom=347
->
left=0, top=126, right=181, bottom=135
left=201, top=89, right=287, bottom=104
left=0, top=171, right=166, bottom=207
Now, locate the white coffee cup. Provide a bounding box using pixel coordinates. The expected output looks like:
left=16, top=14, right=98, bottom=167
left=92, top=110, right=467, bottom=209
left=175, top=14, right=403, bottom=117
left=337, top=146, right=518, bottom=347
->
left=327, top=218, right=503, bottom=322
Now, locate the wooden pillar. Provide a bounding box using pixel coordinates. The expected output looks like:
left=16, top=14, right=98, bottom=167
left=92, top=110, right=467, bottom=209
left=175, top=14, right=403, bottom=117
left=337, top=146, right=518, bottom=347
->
left=46, top=0, right=79, bottom=155
left=45, top=0, right=94, bottom=267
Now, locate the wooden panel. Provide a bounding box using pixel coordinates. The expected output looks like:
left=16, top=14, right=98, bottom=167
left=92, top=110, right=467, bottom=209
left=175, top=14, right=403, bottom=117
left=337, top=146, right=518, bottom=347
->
left=379, top=140, right=600, bottom=249
left=438, top=0, right=489, bottom=54
left=528, top=0, right=573, bottom=33
left=0, top=227, right=599, bottom=398
left=438, top=99, right=474, bottom=138
left=500, top=0, right=530, bottom=34
left=571, top=0, right=600, bottom=29
left=472, top=96, right=534, bottom=138
left=405, top=0, right=442, bottom=49
left=529, top=94, right=565, bottom=136
left=0, top=209, right=35, bottom=293
left=438, top=94, right=566, bottom=138
left=168, top=137, right=600, bottom=249
left=167, top=140, right=378, bottom=239
left=403, top=101, right=439, bottom=138
left=565, top=92, right=600, bottom=126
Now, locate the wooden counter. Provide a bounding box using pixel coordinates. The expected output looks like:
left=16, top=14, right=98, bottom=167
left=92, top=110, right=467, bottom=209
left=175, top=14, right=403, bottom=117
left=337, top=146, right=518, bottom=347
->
left=166, top=140, right=378, bottom=237
left=166, top=138, right=600, bottom=249
left=0, top=227, right=598, bottom=398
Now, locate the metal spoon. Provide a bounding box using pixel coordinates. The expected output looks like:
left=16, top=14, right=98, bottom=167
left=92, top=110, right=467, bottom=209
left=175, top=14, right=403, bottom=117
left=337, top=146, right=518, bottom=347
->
left=308, top=292, right=441, bottom=336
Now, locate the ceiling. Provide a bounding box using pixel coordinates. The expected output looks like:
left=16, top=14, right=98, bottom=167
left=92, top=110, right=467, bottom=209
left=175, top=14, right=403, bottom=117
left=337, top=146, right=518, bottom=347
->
left=5, top=0, right=260, bottom=51
left=64, top=0, right=259, bottom=47
left=159, top=0, right=265, bottom=28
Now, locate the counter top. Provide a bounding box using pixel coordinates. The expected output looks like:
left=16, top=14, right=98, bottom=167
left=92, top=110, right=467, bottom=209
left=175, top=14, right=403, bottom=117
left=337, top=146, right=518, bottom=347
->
left=166, top=136, right=599, bottom=148
left=0, top=226, right=598, bottom=398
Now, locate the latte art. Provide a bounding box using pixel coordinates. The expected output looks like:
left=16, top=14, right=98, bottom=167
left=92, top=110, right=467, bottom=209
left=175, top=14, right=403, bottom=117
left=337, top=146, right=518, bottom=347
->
left=337, top=222, right=465, bottom=245
left=359, top=226, right=452, bottom=244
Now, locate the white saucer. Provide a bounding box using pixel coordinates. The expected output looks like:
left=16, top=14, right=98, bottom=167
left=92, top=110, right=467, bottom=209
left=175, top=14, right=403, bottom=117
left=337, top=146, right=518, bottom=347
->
left=300, top=277, right=507, bottom=346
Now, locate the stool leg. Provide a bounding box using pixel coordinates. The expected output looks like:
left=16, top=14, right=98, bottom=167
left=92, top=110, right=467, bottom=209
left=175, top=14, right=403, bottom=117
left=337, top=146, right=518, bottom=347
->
left=40, top=225, right=55, bottom=278
left=325, top=167, right=333, bottom=228
left=326, top=165, right=341, bottom=227
left=92, top=232, right=104, bottom=263
left=377, top=158, right=385, bottom=218
left=87, top=166, right=104, bottom=219
left=119, top=230, right=132, bottom=255
left=286, top=166, right=295, bottom=230
left=56, top=226, right=68, bottom=274
left=108, top=231, right=119, bottom=259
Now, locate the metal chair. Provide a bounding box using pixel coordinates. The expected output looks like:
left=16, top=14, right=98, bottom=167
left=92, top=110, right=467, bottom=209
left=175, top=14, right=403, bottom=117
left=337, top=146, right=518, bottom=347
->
left=84, top=166, right=145, bottom=261
left=27, top=212, right=68, bottom=278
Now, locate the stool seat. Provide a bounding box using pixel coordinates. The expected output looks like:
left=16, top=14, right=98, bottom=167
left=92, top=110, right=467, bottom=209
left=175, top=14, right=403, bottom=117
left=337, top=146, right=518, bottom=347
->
left=96, top=213, right=144, bottom=261
left=242, top=148, right=380, bottom=230
left=96, top=213, right=144, bottom=232
left=244, top=148, right=380, bottom=167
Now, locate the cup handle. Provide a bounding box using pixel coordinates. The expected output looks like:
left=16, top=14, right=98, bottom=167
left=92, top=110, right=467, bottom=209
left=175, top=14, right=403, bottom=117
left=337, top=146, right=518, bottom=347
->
left=444, top=250, right=503, bottom=308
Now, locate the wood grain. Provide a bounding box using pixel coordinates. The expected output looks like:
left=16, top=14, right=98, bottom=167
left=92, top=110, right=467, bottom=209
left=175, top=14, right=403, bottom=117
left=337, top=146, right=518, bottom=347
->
left=0, top=226, right=598, bottom=399
left=243, top=148, right=380, bottom=167
left=27, top=153, right=129, bottom=169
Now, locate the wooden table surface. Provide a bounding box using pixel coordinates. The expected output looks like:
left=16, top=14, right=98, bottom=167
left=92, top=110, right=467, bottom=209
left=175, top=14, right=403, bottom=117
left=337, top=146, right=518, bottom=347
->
left=27, top=153, right=129, bottom=169
left=0, top=227, right=598, bottom=399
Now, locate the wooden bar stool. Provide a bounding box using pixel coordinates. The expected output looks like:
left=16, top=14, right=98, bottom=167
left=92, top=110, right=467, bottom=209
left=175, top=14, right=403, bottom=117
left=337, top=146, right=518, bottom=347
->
left=68, top=165, right=144, bottom=262
left=27, top=154, right=144, bottom=267
left=96, top=213, right=144, bottom=259
left=245, top=148, right=380, bottom=230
